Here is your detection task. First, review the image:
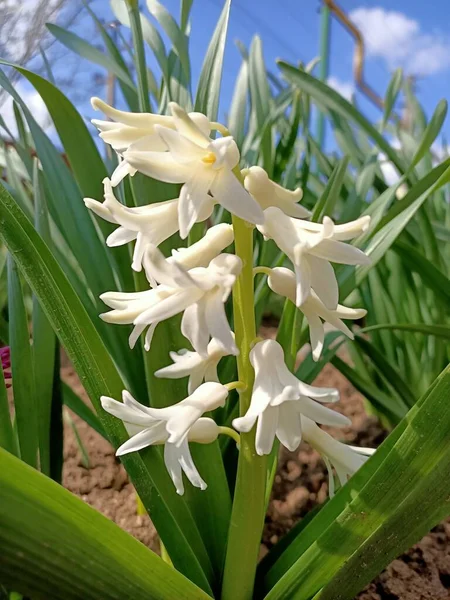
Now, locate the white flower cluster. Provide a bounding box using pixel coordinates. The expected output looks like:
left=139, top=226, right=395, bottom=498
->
left=87, top=99, right=374, bottom=496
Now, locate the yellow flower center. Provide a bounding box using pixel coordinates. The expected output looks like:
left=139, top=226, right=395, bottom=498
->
left=202, top=152, right=216, bottom=165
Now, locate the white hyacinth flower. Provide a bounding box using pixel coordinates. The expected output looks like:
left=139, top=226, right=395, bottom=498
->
left=155, top=337, right=234, bottom=394
left=101, top=382, right=228, bottom=495
left=84, top=178, right=215, bottom=272
left=91, top=97, right=210, bottom=154
left=232, top=340, right=349, bottom=455
left=258, top=207, right=370, bottom=309
left=122, top=102, right=264, bottom=238
left=302, top=416, right=375, bottom=496
left=267, top=267, right=366, bottom=361
left=243, top=166, right=310, bottom=218
left=100, top=244, right=241, bottom=355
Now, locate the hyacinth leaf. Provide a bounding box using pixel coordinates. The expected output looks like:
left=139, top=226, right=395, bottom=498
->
left=394, top=240, right=450, bottom=303
left=311, top=155, right=350, bottom=222
left=194, top=0, right=231, bottom=121
left=0, top=182, right=215, bottom=594
left=228, top=59, right=249, bottom=148
left=62, top=382, right=108, bottom=441
left=7, top=255, right=38, bottom=469
left=338, top=158, right=450, bottom=301
left=147, top=0, right=191, bottom=83
left=278, top=62, right=407, bottom=175
left=82, top=1, right=139, bottom=111
left=0, top=449, right=210, bottom=600
left=361, top=323, right=450, bottom=339
left=406, top=99, right=447, bottom=173
left=257, top=364, right=450, bottom=600
left=46, top=24, right=136, bottom=89
left=249, top=36, right=273, bottom=174
left=32, top=162, right=61, bottom=479
left=381, top=67, right=403, bottom=131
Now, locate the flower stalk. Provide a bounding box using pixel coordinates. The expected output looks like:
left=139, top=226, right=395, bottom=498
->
left=222, top=168, right=267, bottom=600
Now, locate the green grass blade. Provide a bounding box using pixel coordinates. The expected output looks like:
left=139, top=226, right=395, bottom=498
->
left=406, top=99, right=447, bottom=172
left=381, top=68, right=402, bottom=131
left=194, top=0, right=231, bottom=121
left=311, top=156, right=350, bottom=222
left=361, top=323, right=450, bottom=338
left=46, top=23, right=136, bottom=89
left=7, top=256, right=38, bottom=468
left=227, top=59, right=248, bottom=148
left=0, top=182, right=214, bottom=594
left=0, top=448, right=210, bottom=600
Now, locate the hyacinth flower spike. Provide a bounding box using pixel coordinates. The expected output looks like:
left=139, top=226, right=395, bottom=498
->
left=84, top=178, right=215, bottom=272
left=101, top=382, right=228, bottom=494
left=122, top=102, right=264, bottom=238
left=302, top=416, right=376, bottom=496
left=232, top=339, right=349, bottom=456
left=243, top=166, right=311, bottom=218
left=267, top=266, right=367, bottom=360
left=258, top=207, right=370, bottom=308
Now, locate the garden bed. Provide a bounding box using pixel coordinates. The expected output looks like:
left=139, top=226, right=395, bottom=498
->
left=62, top=359, right=450, bottom=600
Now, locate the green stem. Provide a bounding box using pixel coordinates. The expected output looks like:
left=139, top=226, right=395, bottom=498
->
left=126, top=0, right=151, bottom=113
left=222, top=173, right=267, bottom=600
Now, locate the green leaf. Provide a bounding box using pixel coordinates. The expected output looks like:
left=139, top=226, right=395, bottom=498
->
left=407, top=99, right=447, bottom=172
left=228, top=58, right=248, bottom=147
left=249, top=36, right=273, bottom=173
left=147, top=0, right=190, bottom=79
left=339, top=158, right=450, bottom=300
left=393, top=240, right=450, bottom=303
left=0, top=448, right=210, bottom=600
left=32, top=161, right=59, bottom=478
left=361, top=323, right=450, bottom=339
left=259, top=364, right=450, bottom=600
left=381, top=68, right=402, bottom=130
left=194, top=0, right=231, bottom=121
left=353, top=335, right=416, bottom=408
left=311, top=156, right=350, bottom=222
left=7, top=255, right=38, bottom=468
left=46, top=23, right=136, bottom=89
left=62, top=382, right=108, bottom=440
left=0, top=182, right=214, bottom=594
left=278, top=62, right=406, bottom=175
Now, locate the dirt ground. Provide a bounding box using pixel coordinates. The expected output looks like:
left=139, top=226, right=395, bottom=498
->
left=62, top=361, right=450, bottom=600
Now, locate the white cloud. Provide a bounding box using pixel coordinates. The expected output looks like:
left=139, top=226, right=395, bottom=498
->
left=350, top=7, right=450, bottom=76
left=1, top=81, right=52, bottom=138
left=327, top=76, right=354, bottom=100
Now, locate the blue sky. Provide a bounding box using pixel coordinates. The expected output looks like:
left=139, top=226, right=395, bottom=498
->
left=4, top=0, right=450, bottom=148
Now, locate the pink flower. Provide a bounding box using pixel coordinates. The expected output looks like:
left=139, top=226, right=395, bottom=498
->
left=1, top=346, right=11, bottom=388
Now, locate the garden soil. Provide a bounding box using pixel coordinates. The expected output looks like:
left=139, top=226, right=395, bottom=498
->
left=62, top=359, right=450, bottom=600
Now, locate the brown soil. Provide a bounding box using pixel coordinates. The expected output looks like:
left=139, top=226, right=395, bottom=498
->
left=61, top=362, right=450, bottom=599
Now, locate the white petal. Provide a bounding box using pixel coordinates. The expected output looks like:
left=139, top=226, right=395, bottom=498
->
left=110, top=160, right=137, bottom=186
left=177, top=439, right=207, bottom=491
left=293, top=244, right=312, bottom=307
left=164, top=443, right=185, bottom=495
left=100, top=395, right=154, bottom=427
left=106, top=226, right=137, bottom=247
left=189, top=417, right=220, bottom=443
left=144, top=244, right=197, bottom=288
left=84, top=197, right=118, bottom=224
left=116, top=423, right=167, bottom=456
left=305, top=312, right=324, bottom=362
left=181, top=300, right=210, bottom=357
left=204, top=289, right=238, bottom=355
left=155, top=125, right=207, bottom=163
left=171, top=223, right=234, bottom=270
left=277, top=402, right=303, bottom=451
left=210, top=168, right=265, bottom=225
left=129, top=324, right=146, bottom=349
left=310, top=239, right=370, bottom=265
left=154, top=351, right=203, bottom=379
left=308, top=256, right=339, bottom=310
left=187, top=368, right=206, bottom=394
left=123, top=147, right=191, bottom=183
left=144, top=322, right=159, bottom=351
left=298, top=397, right=350, bottom=427
left=178, top=168, right=216, bottom=239
left=169, top=102, right=211, bottom=147
left=135, top=288, right=204, bottom=325
left=255, top=405, right=278, bottom=455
